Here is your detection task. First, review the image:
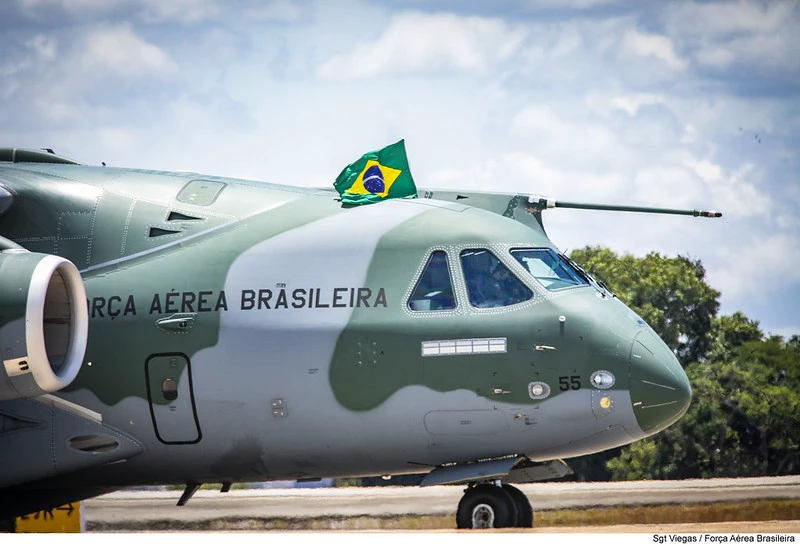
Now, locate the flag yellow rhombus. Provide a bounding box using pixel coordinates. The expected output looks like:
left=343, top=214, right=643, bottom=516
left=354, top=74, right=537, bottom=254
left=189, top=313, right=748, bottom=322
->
left=345, top=160, right=402, bottom=198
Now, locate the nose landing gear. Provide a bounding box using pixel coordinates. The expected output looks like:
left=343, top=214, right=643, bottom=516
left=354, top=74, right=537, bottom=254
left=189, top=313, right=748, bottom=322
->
left=456, top=482, right=533, bottom=529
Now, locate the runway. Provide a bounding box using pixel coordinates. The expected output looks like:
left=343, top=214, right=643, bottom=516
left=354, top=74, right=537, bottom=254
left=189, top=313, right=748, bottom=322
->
left=84, top=476, right=800, bottom=531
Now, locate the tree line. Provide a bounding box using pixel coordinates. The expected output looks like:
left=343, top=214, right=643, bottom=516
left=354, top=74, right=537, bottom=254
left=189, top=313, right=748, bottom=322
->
left=568, top=247, right=799, bottom=481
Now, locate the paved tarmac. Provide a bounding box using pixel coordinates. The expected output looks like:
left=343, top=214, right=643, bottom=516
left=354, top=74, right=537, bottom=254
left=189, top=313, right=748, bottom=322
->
left=84, top=476, right=800, bottom=530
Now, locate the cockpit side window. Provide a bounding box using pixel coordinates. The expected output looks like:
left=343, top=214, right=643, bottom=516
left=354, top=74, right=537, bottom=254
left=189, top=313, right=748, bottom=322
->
left=460, top=249, right=532, bottom=308
left=510, top=248, right=589, bottom=291
left=408, top=250, right=457, bottom=311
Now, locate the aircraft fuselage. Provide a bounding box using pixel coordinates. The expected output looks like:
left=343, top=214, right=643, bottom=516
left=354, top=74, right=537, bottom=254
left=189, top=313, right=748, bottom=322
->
left=0, top=161, right=691, bottom=514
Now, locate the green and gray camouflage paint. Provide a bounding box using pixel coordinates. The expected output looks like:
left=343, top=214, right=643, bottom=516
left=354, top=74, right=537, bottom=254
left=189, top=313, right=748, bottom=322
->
left=0, top=156, right=691, bottom=515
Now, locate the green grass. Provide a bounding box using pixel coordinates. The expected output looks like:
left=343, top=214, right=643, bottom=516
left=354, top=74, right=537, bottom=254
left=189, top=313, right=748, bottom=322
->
left=536, top=500, right=800, bottom=527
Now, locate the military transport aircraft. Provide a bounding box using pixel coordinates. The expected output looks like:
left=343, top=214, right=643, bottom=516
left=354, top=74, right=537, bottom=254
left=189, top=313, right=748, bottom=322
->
left=0, top=146, right=720, bottom=529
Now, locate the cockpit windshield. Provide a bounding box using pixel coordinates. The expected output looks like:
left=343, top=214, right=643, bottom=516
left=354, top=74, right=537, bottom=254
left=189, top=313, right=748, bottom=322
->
left=510, top=248, right=590, bottom=291
left=408, top=250, right=457, bottom=311
left=461, top=249, right=532, bottom=308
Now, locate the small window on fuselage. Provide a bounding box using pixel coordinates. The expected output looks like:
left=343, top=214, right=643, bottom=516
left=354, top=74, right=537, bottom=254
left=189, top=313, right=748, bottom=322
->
left=408, top=250, right=456, bottom=311
left=511, top=248, right=589, bottom=291
left=460, top=249, right=532, bottom=308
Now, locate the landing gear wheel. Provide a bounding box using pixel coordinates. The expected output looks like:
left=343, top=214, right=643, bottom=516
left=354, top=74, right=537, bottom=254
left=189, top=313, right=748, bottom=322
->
left=503, top=484, right=533, bottom=528
left=456, top=484, right=518, bottom=529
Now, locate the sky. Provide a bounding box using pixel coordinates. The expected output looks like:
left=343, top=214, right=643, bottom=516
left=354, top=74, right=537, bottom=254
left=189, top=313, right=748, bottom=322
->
left=1, top=0, right=798, bottom=338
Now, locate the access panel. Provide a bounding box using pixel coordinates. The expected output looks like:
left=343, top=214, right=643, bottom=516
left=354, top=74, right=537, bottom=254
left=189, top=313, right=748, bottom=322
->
left=145, top=353, right=201, bottom=444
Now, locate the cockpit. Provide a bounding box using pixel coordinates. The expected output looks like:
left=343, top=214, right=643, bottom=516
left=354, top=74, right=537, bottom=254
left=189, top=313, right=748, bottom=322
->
left=407, top=247, right=597, bottom=313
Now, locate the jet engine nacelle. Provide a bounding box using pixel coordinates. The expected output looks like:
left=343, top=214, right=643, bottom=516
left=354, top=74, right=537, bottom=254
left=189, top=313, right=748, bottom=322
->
left=0, top=251, right=88, bottom=400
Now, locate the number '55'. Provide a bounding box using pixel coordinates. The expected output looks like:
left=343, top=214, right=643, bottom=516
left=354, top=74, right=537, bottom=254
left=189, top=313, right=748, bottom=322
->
left=558, top=376, right=581, bottom=391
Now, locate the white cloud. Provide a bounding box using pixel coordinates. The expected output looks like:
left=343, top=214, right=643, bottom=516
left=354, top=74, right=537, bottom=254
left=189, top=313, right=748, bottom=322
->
left=682, top=158, right=722, bottom=184
left=317, top=12, right=526, bottom=80
left=18, top=0, right=114, bottom=17
left=671, top=157, right=771, bottom=219
left=78, top=24, right=176, bottom=78
left=664, top=1, right=800, bottom=72
left=585, top=92, right=666, bottom=117
left=709, top=232, right=800, bottom=302
left=776, top=214, right=800, bottom=230
left=610, top=94, right=664, bottom=116
left=427, top=152, right=627, bottom=204
left=139, top=0, right=306, bottom=24
left=92, top=127, right=140, bottom=155
left=25, top=34, right=57, bottom=61
left=15, top=0, right=306, bottom=25
left=0, top=35, right=56, bottom=90
left=510, top=105, right=636, bottom=173
left=705, top=163, right=771, bottom=219
left=551, top=29, right=582, bottom=57
left=621, top=29, right=688, bottom=70
left=502, top=152, right=627, bottom=200
left=243, top=0, right=304, bottom=23
left=633, top=166, right=705, bottom=209
left=31, top=97, right=82, bottom=124
left=694, top=47, right=736, bottom=69
left=680, top=124, right=697, bottom=144
left=666, top=0, right=794, bottom=38
left=521, top=0, right=622, bottom=7
left=139, top=0, right=220, bottom=23
left=696, top=33, right=800, bottom=71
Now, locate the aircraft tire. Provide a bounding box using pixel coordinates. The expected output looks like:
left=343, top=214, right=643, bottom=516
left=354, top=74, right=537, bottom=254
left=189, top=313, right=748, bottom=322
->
left=503, top=484, right=533, bottom=528
left=456, top=484, right=518, bottom=529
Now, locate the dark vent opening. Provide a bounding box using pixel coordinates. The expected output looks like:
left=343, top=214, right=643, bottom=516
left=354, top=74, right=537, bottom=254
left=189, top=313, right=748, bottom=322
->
left=68, top=435, right=119, bottom=454
left=149, top=227, right=181, bottom=238
left=167, top=211, right=203, bottom=222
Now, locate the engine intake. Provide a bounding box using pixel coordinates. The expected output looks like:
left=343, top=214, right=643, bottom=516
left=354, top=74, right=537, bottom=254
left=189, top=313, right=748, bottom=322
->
left=0, top=251, right=88, bottom=399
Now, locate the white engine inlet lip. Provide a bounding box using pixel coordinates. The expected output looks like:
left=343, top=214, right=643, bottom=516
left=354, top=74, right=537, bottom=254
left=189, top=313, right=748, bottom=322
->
left=25, top=255, right=88, bottom=392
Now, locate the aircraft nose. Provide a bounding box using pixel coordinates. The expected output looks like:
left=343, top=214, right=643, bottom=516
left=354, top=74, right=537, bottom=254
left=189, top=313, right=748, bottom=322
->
left=629, top=329, right=692, bottom=434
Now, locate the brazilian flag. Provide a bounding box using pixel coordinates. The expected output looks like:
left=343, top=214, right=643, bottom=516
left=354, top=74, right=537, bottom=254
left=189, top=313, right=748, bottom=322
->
left=334, top=140, right=417, bottom=206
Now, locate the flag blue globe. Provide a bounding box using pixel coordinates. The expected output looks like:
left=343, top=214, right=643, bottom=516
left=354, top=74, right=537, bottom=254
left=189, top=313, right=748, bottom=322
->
left=362, top=165, right=385, bottom=194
